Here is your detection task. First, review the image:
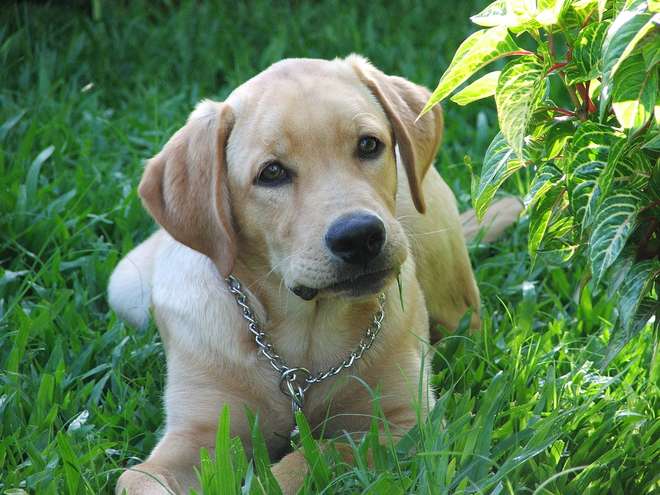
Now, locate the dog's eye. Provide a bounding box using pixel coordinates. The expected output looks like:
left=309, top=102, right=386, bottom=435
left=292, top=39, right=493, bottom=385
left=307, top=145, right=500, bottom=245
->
left=357, top=136, right=383, bottom=159
left=256, top=161, right=291, bottom=186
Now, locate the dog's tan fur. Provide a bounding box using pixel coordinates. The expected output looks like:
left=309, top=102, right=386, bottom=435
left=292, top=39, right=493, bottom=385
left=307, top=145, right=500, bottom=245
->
left=109, top=55, right=521, bottom=494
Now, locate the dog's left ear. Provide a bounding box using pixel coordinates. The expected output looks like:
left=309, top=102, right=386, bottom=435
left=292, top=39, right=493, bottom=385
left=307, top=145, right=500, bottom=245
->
left=348, top=55, right=443, bottom=214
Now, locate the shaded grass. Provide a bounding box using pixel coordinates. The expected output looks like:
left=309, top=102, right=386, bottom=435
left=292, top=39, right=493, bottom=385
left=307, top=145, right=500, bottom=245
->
left=0, top=1, right=657, bottom=494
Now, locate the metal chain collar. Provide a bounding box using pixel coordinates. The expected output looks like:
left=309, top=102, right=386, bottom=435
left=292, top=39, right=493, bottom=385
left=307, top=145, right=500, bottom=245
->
left=225, top=275, right=386, bottom=428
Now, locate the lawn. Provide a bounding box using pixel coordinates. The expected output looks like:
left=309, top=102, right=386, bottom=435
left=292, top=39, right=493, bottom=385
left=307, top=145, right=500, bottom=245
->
left=0, top=1, right=657, bottom=494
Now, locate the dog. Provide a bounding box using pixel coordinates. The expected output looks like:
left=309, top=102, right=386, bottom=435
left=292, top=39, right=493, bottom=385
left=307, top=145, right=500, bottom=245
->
left=108, top=55, right=521, bottom=494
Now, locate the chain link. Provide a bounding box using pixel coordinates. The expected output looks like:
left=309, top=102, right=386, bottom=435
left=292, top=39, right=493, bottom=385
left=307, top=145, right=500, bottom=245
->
left=225, top=275, right=386, bottom=419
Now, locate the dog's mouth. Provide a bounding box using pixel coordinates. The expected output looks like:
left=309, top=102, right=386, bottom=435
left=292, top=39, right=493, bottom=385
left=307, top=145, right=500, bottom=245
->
left=291, top=268, right=395, bottom=301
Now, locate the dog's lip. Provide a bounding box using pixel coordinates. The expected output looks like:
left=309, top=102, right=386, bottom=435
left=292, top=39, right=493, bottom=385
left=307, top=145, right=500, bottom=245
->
left=325, top=268, right=394, bottom=293
left=291, top=267, right=395, bottom=300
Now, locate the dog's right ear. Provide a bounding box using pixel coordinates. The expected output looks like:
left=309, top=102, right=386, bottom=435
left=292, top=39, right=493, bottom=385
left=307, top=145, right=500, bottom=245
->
left=138, top=100, right=236, bottom=277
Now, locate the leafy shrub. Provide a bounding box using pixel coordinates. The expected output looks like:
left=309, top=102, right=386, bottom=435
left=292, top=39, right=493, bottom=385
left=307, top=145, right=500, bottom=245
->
left=423, top=0, right=659, bottom=361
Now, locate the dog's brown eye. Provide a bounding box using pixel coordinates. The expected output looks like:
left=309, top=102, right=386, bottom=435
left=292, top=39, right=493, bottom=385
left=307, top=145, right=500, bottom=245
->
left=357, top=136, right=382, bottom=159
left=256, top=161, right=291, bottom=186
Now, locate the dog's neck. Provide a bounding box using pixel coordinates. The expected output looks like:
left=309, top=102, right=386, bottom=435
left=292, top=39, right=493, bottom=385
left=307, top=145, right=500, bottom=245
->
left=229, top=259, right=384, bottom=372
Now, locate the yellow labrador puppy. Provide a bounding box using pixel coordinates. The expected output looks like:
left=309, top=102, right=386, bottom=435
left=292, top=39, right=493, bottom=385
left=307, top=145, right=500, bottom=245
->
left=109, top=55, right=521, bottom=494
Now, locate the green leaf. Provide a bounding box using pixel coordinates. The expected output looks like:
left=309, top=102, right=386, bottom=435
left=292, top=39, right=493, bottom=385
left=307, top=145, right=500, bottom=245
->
left=600, top=3, right=657, bottom=118
left=565, top=122, right=620, bottom=231
left=565, top=22, right=609, bottom=84
left=248, top=411, right=283, bottom=495
left=25, top=145, right=54, bottom=202
left=524, top=163, right=563, bottom=208
left=474, top=132, right=524, bottom=220
left=605, top=250, right=636, bottom=299
left=215, top=405, right=237, bottom=494
left=589, top=192, right=639, bottom=285
left=616, top=259, right=657, bottom=330
left=603, top=296, right=657, bottom=367
left=545, top=124, right=574, bottom=160
left=421, top=26, right=520, bottom=114
left=529, top=185, right=564, bottom=264
left=450, top=71, right=501, bottom=106
left=0, top=109, right=26, bottom=141
left=612, top=54, right=658, bottom=130
left=56, top=432, right=82, bottom=495
left=536, top=0, right=568, bottom=26
left=471, top=0, right=511, bottom=27
left=471, top=0, right=567, bottom=29
left=599, top=142, right=652, bottom=211
left=597, top=138, right=628, bottom=200
left=496, top=55, right=547, bottom=156
left=642, top=35, right=660, bottom=69
left=295, top=411, right=331, bottom=489
left=642, top=129, right=660, bottom=149
left=558, top=1, right=597, bottom=41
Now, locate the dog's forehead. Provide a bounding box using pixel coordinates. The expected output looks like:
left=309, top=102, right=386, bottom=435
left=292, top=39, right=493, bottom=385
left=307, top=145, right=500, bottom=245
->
left=226, top=58, right=388, bottom=142
left=227, top=58, right=361, bottom=103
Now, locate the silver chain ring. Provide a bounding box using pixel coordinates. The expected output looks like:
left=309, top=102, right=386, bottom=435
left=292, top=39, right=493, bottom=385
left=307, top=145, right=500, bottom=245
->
left=225, top=275, right=386, bottom=423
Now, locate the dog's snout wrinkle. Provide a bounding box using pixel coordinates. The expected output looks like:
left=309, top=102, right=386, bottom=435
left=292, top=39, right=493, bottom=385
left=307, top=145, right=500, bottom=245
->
left=325, top=212, right=385, bottom=266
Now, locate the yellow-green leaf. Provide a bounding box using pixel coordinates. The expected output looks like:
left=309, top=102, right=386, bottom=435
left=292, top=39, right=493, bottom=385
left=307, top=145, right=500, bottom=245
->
left=589, top=192, right=639, bottom=285
left=495, top=55, right=547, bottom=156
left=612, top=54, right=658, bottom=130
left=450, top=71, right=501, bottom=106
left=565, top=21, right=609, bottom=84
left=474, top=132, right=524, bottom=219
left=471, top=0, right=566, bottom=28
left=600, top=2, right=657, bottom=117
left=421, top=27, right=520, bottom=115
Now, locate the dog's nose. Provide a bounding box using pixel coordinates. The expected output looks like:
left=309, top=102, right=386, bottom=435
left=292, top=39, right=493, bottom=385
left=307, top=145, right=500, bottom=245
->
left=325, top=213, right=386, bottom=265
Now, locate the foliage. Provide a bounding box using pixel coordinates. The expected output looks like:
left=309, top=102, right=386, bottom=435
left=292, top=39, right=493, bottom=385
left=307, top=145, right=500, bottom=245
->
left=424, top=0, right=660, bottom=360
left=0, top=1, right=658, bottom=494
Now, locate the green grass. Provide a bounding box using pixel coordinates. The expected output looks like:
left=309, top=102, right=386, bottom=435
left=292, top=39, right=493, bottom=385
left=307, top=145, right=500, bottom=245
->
left=0, top=1, right=657, bottom=494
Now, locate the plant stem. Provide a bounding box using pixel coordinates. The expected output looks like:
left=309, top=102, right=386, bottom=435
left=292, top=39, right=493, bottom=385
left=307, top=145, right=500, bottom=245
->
left=547, top=31, right=586, bottom=120
left=547, top=62, right=568, bottom=74
left=565, top=79, right=582, bottom=111
left=548, top=31, right=556, bottom=59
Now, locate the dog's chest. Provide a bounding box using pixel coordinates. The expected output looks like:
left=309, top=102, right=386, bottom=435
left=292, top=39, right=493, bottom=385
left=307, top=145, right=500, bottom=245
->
left=266, top=310, right=367, bottom=374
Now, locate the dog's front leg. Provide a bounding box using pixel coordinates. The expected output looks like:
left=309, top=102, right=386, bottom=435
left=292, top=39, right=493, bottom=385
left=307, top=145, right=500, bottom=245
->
left=270, top=402, right=421, bottom=495
left=116, top=431, right=209, bottom=495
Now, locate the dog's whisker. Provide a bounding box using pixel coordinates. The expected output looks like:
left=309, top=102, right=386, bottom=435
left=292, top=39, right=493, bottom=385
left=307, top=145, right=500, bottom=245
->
left=408, top=227, right=454, bottom=237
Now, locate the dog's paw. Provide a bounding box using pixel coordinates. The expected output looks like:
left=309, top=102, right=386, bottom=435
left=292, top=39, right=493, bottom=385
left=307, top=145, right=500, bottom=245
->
left=116, top=464, right=181, bottom=495
left=271, top=450, right=309, bottom=495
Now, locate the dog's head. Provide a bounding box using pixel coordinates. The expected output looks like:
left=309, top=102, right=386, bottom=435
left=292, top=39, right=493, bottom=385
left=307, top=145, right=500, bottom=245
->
left=138, top=55, right=443, bottom=300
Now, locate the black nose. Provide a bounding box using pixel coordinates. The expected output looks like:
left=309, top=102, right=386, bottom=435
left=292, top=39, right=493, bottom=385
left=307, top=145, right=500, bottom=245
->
left=325, top=213, right=386, bottom=265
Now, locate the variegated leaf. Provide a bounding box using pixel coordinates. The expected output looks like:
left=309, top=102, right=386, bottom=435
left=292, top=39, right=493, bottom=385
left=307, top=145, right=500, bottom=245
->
left=599, top=1, right=657, bottom=118
left=603, top=296, right=657, bottom=367
left=599, top=141, right=652, bottom=201
left=495, top=55, right=547, bottom=156
left=529, top=185, right=565, bottom=264
left=421, top=27, right=520, bottom=115
left=612, top=53, right=658, bottom=130
left=565, top=122, right=621, bottom=232
left=471, top=0, right=566, bottom=30
left=471, top=0, right=511, bottom=27
left=565, top=22, right=609, bottom=84
left=451, top=71, right=501, bottom=106
left=616, top=259, right=658, bottom=331
left=474, top=132, right=524, bottom=220
left=524, top=163, right=563, bottom=208
left=589, top=192, right=639, bottom=285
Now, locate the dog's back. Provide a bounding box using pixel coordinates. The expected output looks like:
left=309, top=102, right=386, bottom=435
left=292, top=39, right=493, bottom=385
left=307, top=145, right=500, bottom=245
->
left=107, top=231, right=163, bottom=329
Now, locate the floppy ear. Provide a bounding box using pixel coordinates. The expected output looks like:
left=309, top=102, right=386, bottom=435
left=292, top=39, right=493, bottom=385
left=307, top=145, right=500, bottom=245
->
left=347, top=55, right=444, bottom=214
left=138, top=100, right=236, bottom=277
